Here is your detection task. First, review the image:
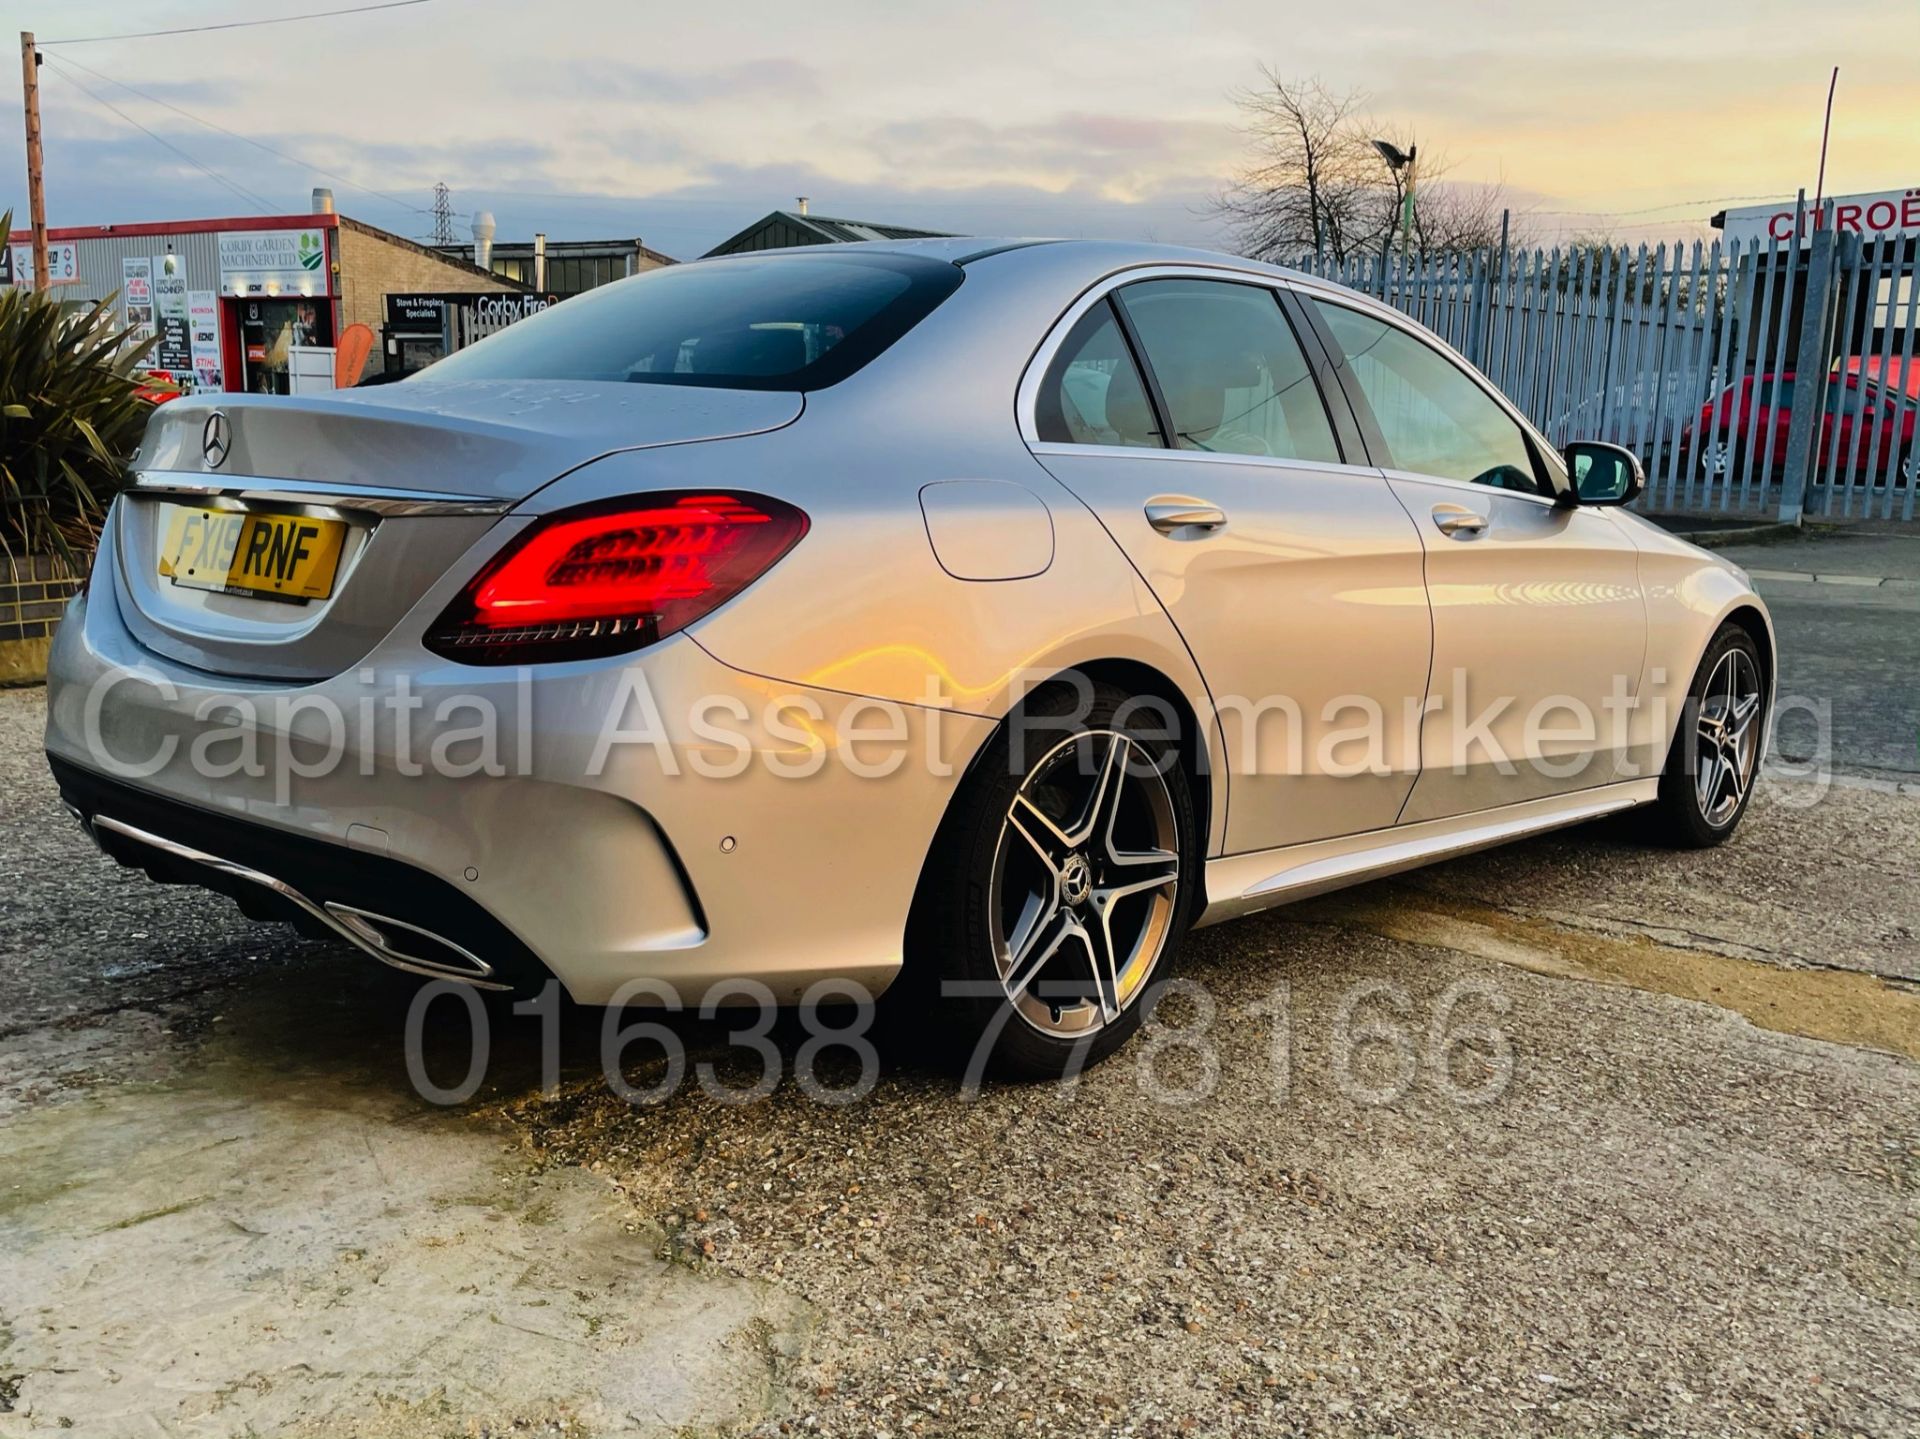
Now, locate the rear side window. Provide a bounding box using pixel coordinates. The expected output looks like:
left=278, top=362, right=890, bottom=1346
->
left=1035, top=300, right=1165, bottom=448
left=423, top=252, right=963, bottom=391
left=1117, top=278, right=1340, bottom=463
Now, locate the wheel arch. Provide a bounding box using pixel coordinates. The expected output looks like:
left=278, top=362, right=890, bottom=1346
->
left=1061, top=658, right=1217, bottom=861
left=1721, top=602, right=1775, bottom=696
left=937, top=658, right=1219, bottom=853
left=1719, top=600, right=1777, bottom=753
left=912, top=656, right=1222, bottom=925
left=898, top=655, right=1218, bottom=1023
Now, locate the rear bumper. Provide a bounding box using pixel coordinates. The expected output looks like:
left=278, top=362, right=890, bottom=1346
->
left=53, top=755, right=555, bottom=992
left=44, top=565, right=995, bottom=1005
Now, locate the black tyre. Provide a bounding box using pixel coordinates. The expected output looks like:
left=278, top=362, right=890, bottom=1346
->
left=905, top=679, right=1202, bottom=1080
left=1648, top=622, right=1766, bottom=848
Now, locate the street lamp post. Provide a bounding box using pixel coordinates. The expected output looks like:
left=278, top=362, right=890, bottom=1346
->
left=1371, top=138, right=1418, bottom=270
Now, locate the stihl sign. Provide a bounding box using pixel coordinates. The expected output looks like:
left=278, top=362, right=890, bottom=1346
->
left=1719, top=187, right=1920, bottom=248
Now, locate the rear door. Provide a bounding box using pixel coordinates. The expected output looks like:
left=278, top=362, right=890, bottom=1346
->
left=1303, top=296, right=1646, bottom=822
left=1026, top=272, right=1433, bottom=855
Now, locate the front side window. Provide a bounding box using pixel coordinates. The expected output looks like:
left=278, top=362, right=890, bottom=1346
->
left=1118, top=279, right=1340, bottom=462
left=1035, top=300, right=1164, bottom=448
left=425, top=252, right=963, bottom=391
left=1314, top=300, right=1542, bottom=493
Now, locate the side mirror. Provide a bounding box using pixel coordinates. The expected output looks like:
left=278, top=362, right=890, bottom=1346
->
left=1562, top=441, right=1645, bottom=506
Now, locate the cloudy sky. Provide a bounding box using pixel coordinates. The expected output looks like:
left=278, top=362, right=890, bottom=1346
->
left=14, top=0, right=1920, bottom=258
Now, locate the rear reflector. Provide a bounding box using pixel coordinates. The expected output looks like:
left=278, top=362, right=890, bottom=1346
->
left=425, top=491, right=807, bottom=664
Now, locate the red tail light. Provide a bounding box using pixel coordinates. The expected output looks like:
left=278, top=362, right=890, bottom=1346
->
left=426, top=491, right=808, bottom=664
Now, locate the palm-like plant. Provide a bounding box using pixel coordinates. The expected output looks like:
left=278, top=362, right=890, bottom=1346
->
left=0, top=212, right=156, bottom=572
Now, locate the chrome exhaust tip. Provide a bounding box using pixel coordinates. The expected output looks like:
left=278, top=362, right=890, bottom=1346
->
left=322, top=903, right=500, bottom=986
left=88, top=814, right=510, bottom=991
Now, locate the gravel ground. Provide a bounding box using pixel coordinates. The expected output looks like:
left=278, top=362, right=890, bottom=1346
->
left=3, top=680, right=1918, bottom=1437
left=505, top=893, right=1920, bottom=1438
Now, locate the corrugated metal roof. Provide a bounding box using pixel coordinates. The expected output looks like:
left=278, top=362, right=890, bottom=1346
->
left=434, top=238, right=679, bottom=266
left=51, top=228, right=226, bottom=308
left=704, top=210, right=956, bottom=257
left=40, top=212, right=510, bottom=305
left=799, top=214, right=953, bottom=243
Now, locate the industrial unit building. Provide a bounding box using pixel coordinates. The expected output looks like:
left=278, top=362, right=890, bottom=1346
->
left=24, top=200, right=524, bottom=392
left=704, top=208, right=953, bottom=256
left=432, top=236, right=676, bottom=295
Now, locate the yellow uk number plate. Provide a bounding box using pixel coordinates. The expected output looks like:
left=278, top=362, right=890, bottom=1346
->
left=158, top=506, right=348, bottom=603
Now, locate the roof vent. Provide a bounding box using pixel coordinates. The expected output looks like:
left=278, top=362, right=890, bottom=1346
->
left=311, top=187, right=335, bottom=214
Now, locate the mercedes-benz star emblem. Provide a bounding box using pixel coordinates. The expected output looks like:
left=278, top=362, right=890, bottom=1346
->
left=202, top=411, right=231, bottom=469
left=1060, top=853, right=1093, bottom=907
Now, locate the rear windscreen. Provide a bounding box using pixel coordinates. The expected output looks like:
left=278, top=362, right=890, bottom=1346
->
left=422, top=251, right=963, bottom=391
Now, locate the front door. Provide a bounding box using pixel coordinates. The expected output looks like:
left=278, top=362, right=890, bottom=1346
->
left=1307, top=298, right=1647, bottom=822
left=1028, top=275, right=1433, bottom=854
left=237, top=297, right=333, bottom=395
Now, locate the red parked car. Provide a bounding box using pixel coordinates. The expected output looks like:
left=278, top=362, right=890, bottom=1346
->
left=1681, top=365, right=1915, bottom=485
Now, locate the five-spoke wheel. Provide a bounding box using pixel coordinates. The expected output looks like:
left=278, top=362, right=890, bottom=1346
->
left=991, top=730, right=1182, bottom=1038
left=1692, top=646, right=1763, bottom=829
left=1652, top=621, right=1768, bottom=848
left=908, top=680, right=1200, bottom=1078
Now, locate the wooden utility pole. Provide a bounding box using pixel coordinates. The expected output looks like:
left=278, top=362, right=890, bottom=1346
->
left=20, top=32, right=49, bottom=292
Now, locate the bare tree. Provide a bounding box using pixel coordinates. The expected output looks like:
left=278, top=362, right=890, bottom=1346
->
left=1552, top=231, right=1622, bottom=295
left=1409, top=177, right=1527, bottom=258
left=1215, top=73, right=1529, bottom=265
left=1210, top=71, right=1381, bottom=265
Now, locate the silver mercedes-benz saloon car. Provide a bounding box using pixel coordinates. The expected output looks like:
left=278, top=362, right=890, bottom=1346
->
left=47, top=238, right=1774, bottom=1077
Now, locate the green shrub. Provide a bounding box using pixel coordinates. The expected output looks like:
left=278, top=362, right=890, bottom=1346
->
left=0, top=212, right=156, bottom=572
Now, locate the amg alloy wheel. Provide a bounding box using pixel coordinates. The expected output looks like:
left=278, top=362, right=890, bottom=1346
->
left=1650, top=622, right=1766, bottom=848
left=990, top=729, right=1182, bottom=1039
left=907, top=680, right=1200, bottom=1079
left=1691, top=646, right=1764, bottom=829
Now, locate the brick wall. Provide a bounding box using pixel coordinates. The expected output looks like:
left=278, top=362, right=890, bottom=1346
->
left=0, top=554, right=85, bottom=685
left=335, top=218, right=525, bottom=381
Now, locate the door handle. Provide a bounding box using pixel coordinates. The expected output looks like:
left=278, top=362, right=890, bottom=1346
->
left=1431, top=505, right=1488, bottom=539
left=1145, top=500, right=1227, bottom=534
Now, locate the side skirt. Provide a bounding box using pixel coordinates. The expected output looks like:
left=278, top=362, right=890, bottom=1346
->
left=1197, top=779, right=1659, bottom=926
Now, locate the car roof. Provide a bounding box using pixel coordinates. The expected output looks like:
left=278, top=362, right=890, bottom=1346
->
left=1847, top=356, right=1920, bottom=398
left=694, top=235, right=1330, bottom=290
left=687, top=236, right=1038, bottom=266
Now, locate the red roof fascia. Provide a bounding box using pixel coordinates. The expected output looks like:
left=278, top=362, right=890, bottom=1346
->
left=45, top=213, right=342, bottom=243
